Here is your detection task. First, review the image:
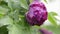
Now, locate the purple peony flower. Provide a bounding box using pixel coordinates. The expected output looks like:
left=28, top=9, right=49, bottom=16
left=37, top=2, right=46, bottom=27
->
left=25, top=0, right=48, bottom=26
left=39, top=28, right=53, bottom=34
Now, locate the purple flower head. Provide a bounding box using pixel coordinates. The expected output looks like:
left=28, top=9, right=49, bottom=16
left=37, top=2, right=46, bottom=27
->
left=25, top=0, right=48, bottom=26
left=39, top=28, right=53, bottom=34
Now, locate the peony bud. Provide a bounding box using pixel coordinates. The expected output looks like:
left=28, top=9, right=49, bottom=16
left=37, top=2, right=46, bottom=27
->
left=26, top=0, right=48, bottom=26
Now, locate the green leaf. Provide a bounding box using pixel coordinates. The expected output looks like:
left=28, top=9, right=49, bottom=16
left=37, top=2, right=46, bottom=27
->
left=0, top=25, right=8, bottom=34
left=48, top=12, right=57, bottom=26
left=0, top=16, right=13, bottom=27
left=29, top=0, right=33, bottom=3
left=44, top=0, right=48, bottom=3
left=0, top=6, right=9, bottom=18
left=19, top=0, right=28, bottom=10
left=9, top=10, right=19, bottom=23
left=7, top=16, right=40, bottom=34
left=7, top=24, right=30, bottom=34
left=8, top=0, right=28, bottom=10
left=30, top=26, right=40, bottom=34
left=0, top=0, right=8, bottom=6
left=19, top=8, right=27, bottom=15
left=2, top=0, right=8, bottom=2
left=8, top=24, right=22, bottom=34
left=7, top=24, right=40, bottom=34
left=49, top=12, right=57, bottom=16
left=43, top=25, right=60, bottom=34
left=8, top=0, right=12, bottom=10
left=8, top=0, right=18, bottom=10
left=26, top=0, right=30, bottom=5
left=0, top=6, right=9, bottom=15
left=0, top=0, right=9, bottom=9
left=0, top=14, right=4, bottom=18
